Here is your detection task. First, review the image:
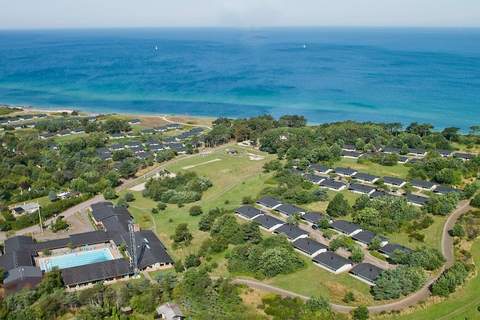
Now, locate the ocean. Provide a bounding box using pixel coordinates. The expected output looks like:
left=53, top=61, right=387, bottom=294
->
left=0, top=28, right=479, bottom=129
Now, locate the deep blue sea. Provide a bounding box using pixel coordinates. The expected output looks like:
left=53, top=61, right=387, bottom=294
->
left=0, top=28, right=479, bottom=129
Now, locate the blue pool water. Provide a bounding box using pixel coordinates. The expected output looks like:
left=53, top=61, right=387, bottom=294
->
left=39, top=248, right=114, bottom=271
left=0, top=28, right=479, bottom=129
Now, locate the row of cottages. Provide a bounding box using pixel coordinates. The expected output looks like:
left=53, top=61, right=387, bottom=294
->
left=235, top=199, right=400, bottom=284
left=303, top=163, right=460, bottom=206
left=0, top=203, right=173, bottom=294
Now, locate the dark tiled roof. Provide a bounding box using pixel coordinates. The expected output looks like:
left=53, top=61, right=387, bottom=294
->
left=252, top=214, right=284, bottom=230
left=4, top=266, right=43, bottom=285
left=309, top=163, right=331, bottom=173
left=434, top=185, right=458, bottom=195
left=235, top=205, right=264, bottom=219
left=0, top=251, right=34, bottom=270
left=70, top=231, right=111, bottom=247
left=133, top=231, right=174, bottom=269
left=353, top=172, right=379, bottom=182
left=275, top=204, right=305, bottom=216
left=379, top=243, right=412, bottom=257
left=334, top=167, right=357, bottom=176
left=411, top=179, right=437, bottom=189
left=383, top=147, right=400, bottom=154
left=301, top=212, right=326, bottom=224
left=313, top=252, right=352, bottom=271
left=319, top=179, right=346, bottom=190
left=383, top=176, right=406, bottom=186
left=257, top=197, right=282, bottom=208
left=4, top=236, right=35, bottom=255
left=351, top=230, right=387, bottom=245
left=304, top=174, right=324, bottom=184
left=330, top=220, right=362, bottom=235
left=349, top=183, right=376, bottom=194
left=405, top=193, right=429, bottom=206
left=350, top=263, right=384, bottom=283
left=370, top=190, right=388, bottom=199
left=33, top=238, right=71, bottom=252
left=274, top=224, right=308, bottom=240
left=61, top=259, right=132, bottom=286
left=454, top=152, right=475, bottom=160
left=292, top=238, right=328, bottom=255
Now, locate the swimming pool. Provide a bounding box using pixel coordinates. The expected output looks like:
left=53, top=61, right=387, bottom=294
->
left=39, top=247, right=114, bottom=271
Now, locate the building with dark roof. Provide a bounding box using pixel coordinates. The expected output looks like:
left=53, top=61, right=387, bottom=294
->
left=61, top=259, right=132, bottom=288
left=304, top=174, right=325, bottom=185
left=252, top=214, right=284, bottom=231
left=348, top=183, right=376, bottom=196
left=256, top=196, right=282, bottom=209
left=353, top=172, right=379, bottom=184
left=334, top=167, right=357, bottom=177
left=292, top=238, right=328, bottom=257
left=398, top=155, right=410, bottom=164
left=349, top=263, right=384, bottom=285
left=275, top=204, right=305, bottom=217
left=454, top=152, right=476, bottom=161
left=370, top=190, right=388, bottom=199
left=351, top=230, right=388, bottom=247
left=3, top=266, right=43, bottom=294
left=405, top=193, right=429, bottom=207
left=383, top=147, right=400, bottom=154
left=330, top=220, right=362, bottom=236
left=235, top=205, right=264, bottom=220
left=378, top=243, right=412, bottom=258
left=133, top=230, right=174, bottom=270
left=301, top=212, right=328, bottom=226
left=408, top=148, right=427, bottom=157
left=309, top=164, right=332, bottom=175
left=274, top=224, right=309, bottom=242
left=411, top=179, right=437, bottom=191
left=438, top=150, right=454, bottom=157
left=434, top=185, right=458, bottom=195
left=312, top=252, right=352, bottom=274
left=383, top=176, right=406, bottom=188
left=319, top=179, right=347, bottom=191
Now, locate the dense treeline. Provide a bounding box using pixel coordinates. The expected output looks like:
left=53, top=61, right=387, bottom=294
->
left=373, top=266, right=427, bottom=300
left=431, top=262, right=470, bottom=297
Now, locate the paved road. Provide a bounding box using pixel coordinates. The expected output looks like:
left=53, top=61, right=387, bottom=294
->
left=234, top=200, right=473, bottom=314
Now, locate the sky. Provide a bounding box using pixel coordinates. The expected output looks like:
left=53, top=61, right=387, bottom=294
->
left=0, top=0, right=479, bottom=29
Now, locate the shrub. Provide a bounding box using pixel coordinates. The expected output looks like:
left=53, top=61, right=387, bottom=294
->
left=124, top=192, right=135, bottom=202
left=189, top=205, right=203, bottom=216
left=102, top=188, right=117, bottom=200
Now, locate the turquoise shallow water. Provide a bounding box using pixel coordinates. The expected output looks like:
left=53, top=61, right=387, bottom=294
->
left=0, top=28, right=479, bottom=129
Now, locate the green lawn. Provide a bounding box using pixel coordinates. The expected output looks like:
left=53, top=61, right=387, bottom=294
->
left=336, top=158, right=409, bottom=178
left=265, top=255, right=374, bottom=306
left=387, top=215, right=447, bottom=251
left=120, top=145, right=275, bottom=261
left=384, top=239, right=480, bottom=320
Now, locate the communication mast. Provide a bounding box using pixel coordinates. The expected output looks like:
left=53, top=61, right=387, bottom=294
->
left=128, top=222, right=138, bottom=274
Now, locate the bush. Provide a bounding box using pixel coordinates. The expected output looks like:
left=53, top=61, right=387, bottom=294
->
left=189, top=205, right=203, bottom=216
left=343, top=291, right=355, bottom=303
left=449, top=224, right=465, bottom=237
left=391, top=247, right=444, bottom=271
left=241, top=196, right=254, bottom=204
left=471, top=194, right=480, bottom=208
left=352, top=305, right=369, bottom=320
left=103, top=188, right=117, bottom=200
left=431, top=262, right=469, bottom=297
left=157, top=202, right=167, bottom=211
left=124, top=192, right=135, bottom=202
left=326, top=193, right=351, bottom=217
left=373, top=266, right=426, bottom=300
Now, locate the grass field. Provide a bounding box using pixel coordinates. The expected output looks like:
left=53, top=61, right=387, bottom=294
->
left=120, top=145, right=276, bottom=261
left=381, top=239, right=480, bottom=320
left=336, top=158, right=410, bottom=178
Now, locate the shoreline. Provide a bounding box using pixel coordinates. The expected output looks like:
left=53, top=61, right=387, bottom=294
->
left=2, top=103, right=216, bottom=127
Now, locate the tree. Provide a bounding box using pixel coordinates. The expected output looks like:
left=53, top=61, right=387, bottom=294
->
left=449, top=224, right=465, bottom=237
left=350, top=247, right=364, bottom=263
left=352, top=305, right=369, bottom=320
left=241, top=196, right=254, bottom=204
left=124, top=192, right=135, bottom=202
left=326, top=193, right=351, bottom=217
left=189, top=205, right=203, bottom=216
left=48, top=190, right=58, bottom=202
left=171, top=223, right=193, bottom=246
left=184, top=254, right=201, bottom=269
left=373, top=266, right=426, bottom=300
left=343, top=291, right=355, bottom=303
left=103, top=188, right=117, bottom=200
left=471, top=194, right=480, bottom=208
left=157, top=202, right=167, bottom=211
left=242, top=222, right=262, bottom=244
left=441, top=127, right=460, bottom=141
left=278, top=115, right=307, bottom=128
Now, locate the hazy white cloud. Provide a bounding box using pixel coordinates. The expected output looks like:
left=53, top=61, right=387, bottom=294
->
left=0, top=0, right=479, bottom=29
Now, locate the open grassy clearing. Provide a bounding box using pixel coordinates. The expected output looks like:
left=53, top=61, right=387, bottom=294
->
left=387, top=215, right=447, bottom=251
left=336, top=158, right=410, bottom=178
left=304, top=189, right=360, bottom=212
left=381, top=239, right=480, bottom=320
